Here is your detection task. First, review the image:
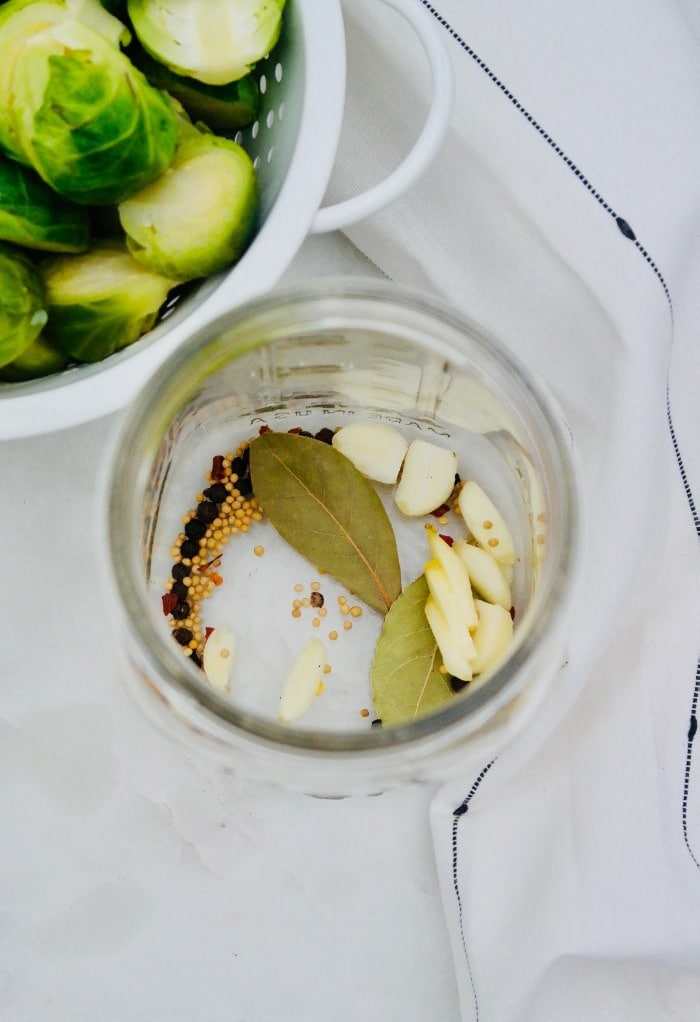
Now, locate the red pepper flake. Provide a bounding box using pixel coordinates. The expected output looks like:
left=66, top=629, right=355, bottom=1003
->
left=430, top=503, right=450, bottom=517
left=258, top=424, right=272, bottom=434
left=211, top=573, right=224, bottom=586
left=439, top=534, right=454, bottom=546
left=205, top=627, right=214, bottom=640
left=161, top=592, right=179, bottom=616
left=287, top=426, right=303, bottom=434
left=211, top=454, right=225, bottom=480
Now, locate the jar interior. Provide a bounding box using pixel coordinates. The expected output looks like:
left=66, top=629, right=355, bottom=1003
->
left=115, top=296, right=572, bottom=748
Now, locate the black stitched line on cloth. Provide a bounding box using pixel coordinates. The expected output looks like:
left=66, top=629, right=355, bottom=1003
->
left=417, top=0, right=700, bottom=1002
left=682, top=661, right=700, bottom=868
left=451, top=759, right=496, bottom=1020
left=418, top=2, right=677, bottom=314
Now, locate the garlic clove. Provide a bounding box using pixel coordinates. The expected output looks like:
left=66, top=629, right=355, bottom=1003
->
left=278, top=637, right=327, bottom=723
left=470, top=599, right=514, bottom=676
left=394, top=439, right=457, bottom=517
left=202, top=626, right=237, bottom=692
left=453, top=539, right=512, bottom=610
left=426, top=529, right=478, bottom=628
left=458, top=480, right=515, bottom=565
left=424, top=596, right=474, bottom=681
left=424, top=560, right=477, bottom=657
left=332, top=421, right=408, bottom=484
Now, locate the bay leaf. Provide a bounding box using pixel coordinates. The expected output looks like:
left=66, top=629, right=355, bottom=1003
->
left=371, top=574, right=455, bottom=725
left=249, top=431, right=401, bottom=613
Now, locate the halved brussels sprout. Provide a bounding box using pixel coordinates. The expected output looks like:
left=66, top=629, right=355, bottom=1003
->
left=11, top=17, right=179, bottom=204
left=118, top=119, right=258, bottom=281
left=127, top=0, right=286, bottom=85
left=0, top=333, right=69, bottom=381
left=41, top=240, right=177, bottom=362
left=0, top=242, right=49, bottom=368
left=0, top=152, right=90, bottom=252
left=64, top=0, right=131, bottom=45
left=127, top=40, right=260, bottom=136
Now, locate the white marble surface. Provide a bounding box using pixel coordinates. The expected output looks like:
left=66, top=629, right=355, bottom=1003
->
left=0, top=233, right=461, bottom=1022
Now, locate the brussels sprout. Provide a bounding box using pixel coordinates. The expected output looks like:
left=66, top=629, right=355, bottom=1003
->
left=0, top=1, right=130, bottom=161
left=127, top=0, right=286, bottom=85
left=0, top=152, right=90, bottom=253
left=10, top=17, right=178, bottom=204
left=118, top=119, right=258, bottom=281
left=0, top=1, right=67, bottom=161
left=0, top=242, right=49, bottom=368
left=41, top=240, right=177, bottom=362
left=127, top=40, right=260, bottom=136
left=0, top=333, right=69, bottom=381
left=64, top=0, right=131, bottom=45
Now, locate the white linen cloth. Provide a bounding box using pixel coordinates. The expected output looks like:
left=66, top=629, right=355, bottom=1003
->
left=331, top=0, right=700, bottom=1018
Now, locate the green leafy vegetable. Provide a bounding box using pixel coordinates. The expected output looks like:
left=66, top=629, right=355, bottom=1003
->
left=0, top=333, right=68, bottom=381
left=11, top=16, right=178, bottom=204
left=370, top=574, right=455, bottom=725
left=127, top=0, right=286, bottom=85
left=118, top=113, right=258, bottom=281
left=0, top=242, right=48, bottom=368
left=0, top=151, right=90, bottom=253
left=41, top=239, right=177, bottom=362
left=126, top=41, right=260, bottom=136
left=249, top=432, right=401, bottom=614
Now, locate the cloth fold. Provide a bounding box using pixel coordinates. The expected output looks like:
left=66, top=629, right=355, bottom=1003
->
left=332, top=1, right=700, bottom=1017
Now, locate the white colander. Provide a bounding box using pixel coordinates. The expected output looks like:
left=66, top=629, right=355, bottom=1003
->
left=0, top=0, right=452, bottom=439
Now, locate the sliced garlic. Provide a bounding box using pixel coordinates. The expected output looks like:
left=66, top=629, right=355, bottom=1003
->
left=202, top=626, right=236, bottom=692
left=453, top=539, right=512, bottom=610
left=394, top=439, right=457, bottom=517
left=278, top=637, right=327, bottom=723
left=424, top=596, right=474, bottom=682
left=458, top=480, right=515, bottom=565
left=471, top=600, right=514, bottom=676
left=332, top=421, right=408, bottom=484
left=426, top=530, right=478, bottom=629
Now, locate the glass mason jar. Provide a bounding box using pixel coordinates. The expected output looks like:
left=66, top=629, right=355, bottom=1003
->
left=102, top=280, right=581, bottom=796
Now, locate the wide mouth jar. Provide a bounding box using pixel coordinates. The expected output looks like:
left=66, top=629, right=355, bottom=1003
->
left=103, top=279, right=580, bottom=795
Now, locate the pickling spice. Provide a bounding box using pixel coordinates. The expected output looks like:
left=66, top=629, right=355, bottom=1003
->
left=163, top=426, right=346, bottom=666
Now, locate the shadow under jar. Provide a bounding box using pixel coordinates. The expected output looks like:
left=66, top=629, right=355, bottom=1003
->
left=103, top=280, right=581, bottom=796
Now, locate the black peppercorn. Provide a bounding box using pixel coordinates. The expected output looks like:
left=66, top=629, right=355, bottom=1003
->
left=196, top=501, right=219, bottom=524
left=450, top=677, right=468, bottom=693
left=173, top=627, right=193, bottom=646
left=180, top=538, right=199, bottom=558
left=172, top=562, right=188, bottom=581
left=203, top=483, right=227, bottom=503
left=185, top=518, right=207, bottom=540
left=231, top=455, right=248, bottom=477
left=190, top=650, right=203, bottom=668
left=237, top=476, right=253, bottom=497
left=171, top=581, right=188, bottom=599
left=315, top=427, right=335, bottom=444
left=172, top=600, right=190, bottom=619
